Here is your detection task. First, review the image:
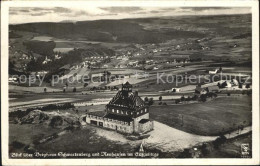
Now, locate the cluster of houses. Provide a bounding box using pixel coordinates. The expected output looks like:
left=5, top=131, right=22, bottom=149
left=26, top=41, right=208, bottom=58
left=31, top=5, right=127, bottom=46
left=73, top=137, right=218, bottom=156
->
left=195, top=85, right=219, bottom=94
left=126, top=58, right=190, bottom=70
left=19, top=53, right=34, bottom=60
left=42, top=54, right=62, bottom=64
left=90, top=71, right=131, bottom=82
left=171, top=78, right=252, bottom=95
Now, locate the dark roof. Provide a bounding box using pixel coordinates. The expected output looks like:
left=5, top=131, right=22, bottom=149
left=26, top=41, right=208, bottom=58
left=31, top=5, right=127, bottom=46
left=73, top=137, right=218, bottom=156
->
left=207, top=85, right=219, bottom=91
left=139, top=119, right=150, bottom=124
left=104, top=113, right=133, bottom=122
left=195, top=86, right=204, bottom=92
left=124, top=81, right=131, bottom=86
left=88, top=111, right=106, bottom=117
left=108, top=91, right=145, bottom=109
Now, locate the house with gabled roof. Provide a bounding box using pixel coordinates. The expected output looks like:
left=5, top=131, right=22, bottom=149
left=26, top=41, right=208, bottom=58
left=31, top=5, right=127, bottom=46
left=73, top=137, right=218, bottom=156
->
left=85, top=82, right=154, bottom=134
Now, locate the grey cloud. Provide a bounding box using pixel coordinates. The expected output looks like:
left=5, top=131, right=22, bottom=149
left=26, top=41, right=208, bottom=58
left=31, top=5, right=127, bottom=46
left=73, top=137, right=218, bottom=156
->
left=53, top=7, right=72, bottom=13
left=181, top=7, right=233, bottom=12
left=97, top=13, right=118, bottom=16
left=9, top=11, right=18, bottom=15
left=31, top=12, right=51, bottom=16
left=29, top=7, right=54, bottom=12
left=150, top=10, right=160, bottom=14
left=10, top=7, right=71, bottom=16
left=60, top=10, right=90, bottom=17
left=133, top=11, right=146, bottom=14
left=160, top=8, right=177, bottom=11
left=19, top=9, right=30, bottom=13
left=100, top=7, right=143, bottom=13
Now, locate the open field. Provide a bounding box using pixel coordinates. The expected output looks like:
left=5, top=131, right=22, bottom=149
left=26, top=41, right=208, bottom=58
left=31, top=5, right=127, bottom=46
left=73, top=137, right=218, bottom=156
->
left=9, top=123, right=61, bottom=153
left=149, top=95, right=252, bottom=136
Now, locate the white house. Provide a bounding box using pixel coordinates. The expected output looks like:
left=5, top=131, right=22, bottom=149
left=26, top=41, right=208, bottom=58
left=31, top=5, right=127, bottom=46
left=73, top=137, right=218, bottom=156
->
left=209, top=69, right=219, bottom=74
left=42, top=56, right=52, bottom=64
left=226, top=81, right=232, bottom=88
left=172, top=88, right=181, bottom=92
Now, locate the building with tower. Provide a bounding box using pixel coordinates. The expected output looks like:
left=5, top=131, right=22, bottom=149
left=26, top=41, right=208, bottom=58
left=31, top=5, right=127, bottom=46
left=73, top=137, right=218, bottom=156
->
left=85, top=82, right=154, bottom=134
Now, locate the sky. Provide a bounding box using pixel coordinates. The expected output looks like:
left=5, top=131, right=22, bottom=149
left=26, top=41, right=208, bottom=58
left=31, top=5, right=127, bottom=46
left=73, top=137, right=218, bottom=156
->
left=9, top=7, right=251, bottom=24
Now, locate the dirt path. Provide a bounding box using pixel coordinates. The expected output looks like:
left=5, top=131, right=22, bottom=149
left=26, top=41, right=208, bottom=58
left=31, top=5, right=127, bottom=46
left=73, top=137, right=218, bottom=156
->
left=143, top=121, right=217, bottom=152
left=89, top=121, right=252, bottom=153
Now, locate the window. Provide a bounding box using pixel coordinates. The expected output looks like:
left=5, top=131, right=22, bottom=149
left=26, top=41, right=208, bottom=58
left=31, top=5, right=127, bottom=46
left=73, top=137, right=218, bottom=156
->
left=137, top=112, right=139, bottom=115
left=145, top=108, right=147, bottom=112
left=141, top=110, right=143, bottom=113
left=112, top=109, right=114, bottom=112
left=117, top=110, right=119, bottom=113
left=121, top=111, right=124, bottom=114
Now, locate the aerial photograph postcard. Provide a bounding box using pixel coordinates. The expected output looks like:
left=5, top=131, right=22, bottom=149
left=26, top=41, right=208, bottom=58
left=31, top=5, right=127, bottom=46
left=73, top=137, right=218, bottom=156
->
left=1, top=1, right=259, bottom=165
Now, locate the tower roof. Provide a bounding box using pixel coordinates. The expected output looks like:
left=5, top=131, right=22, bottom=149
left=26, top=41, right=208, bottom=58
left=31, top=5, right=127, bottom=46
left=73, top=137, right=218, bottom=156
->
left=122, top=81, right=132, bottom=88
left=107, top=91, right=145, bottom=109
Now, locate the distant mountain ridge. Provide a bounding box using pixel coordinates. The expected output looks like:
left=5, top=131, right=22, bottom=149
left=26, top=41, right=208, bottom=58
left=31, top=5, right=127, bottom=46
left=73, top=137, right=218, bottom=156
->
left=9, top=19, right=205, bottom=44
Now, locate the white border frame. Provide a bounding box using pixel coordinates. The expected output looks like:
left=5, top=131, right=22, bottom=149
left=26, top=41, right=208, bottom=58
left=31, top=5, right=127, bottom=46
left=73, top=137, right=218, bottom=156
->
left=1, top=1, right=259, bottom=165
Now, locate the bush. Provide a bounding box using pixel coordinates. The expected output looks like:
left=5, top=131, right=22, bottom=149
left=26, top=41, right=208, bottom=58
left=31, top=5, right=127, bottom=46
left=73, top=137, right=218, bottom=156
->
left=213, top=135, right=227, bottom=149
left=185, top=96, right=191, bottom=101
left=201, top=143, right=210, bottom=156
left=144, top=97, right=149, bottom=102
left=192, top=95, right=198, bottom=101
left=200, top=94, right=207, bottom=102
left=148, top=98, right=154, bottom=106
left=49, top=116, right=63, bottom=128
left=175, top=99, right=180, bottom=104
left=178, top=149, right=192, bottom=158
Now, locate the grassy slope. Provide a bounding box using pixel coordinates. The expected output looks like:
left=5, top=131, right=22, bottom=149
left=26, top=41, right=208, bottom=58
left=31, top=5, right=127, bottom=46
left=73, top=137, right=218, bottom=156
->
left=149, top=95, right=252, bottom=136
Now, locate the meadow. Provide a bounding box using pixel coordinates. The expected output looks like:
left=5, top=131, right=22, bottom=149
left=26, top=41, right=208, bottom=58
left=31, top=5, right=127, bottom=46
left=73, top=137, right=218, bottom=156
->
left=149, top=95, right=252, bottom=136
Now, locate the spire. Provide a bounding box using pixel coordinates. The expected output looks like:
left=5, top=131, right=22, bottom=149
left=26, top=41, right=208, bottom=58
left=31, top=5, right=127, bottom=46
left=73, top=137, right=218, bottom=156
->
left=139, top=143, right=144, bottom=153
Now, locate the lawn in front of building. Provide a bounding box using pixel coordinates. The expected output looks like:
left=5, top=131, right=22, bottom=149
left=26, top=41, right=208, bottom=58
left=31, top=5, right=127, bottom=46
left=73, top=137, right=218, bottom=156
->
left=149, top=95, right=252, bottom=136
